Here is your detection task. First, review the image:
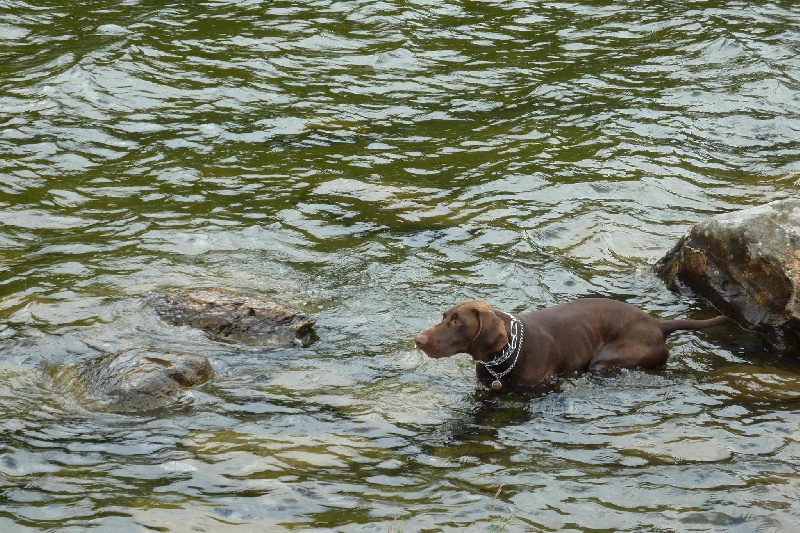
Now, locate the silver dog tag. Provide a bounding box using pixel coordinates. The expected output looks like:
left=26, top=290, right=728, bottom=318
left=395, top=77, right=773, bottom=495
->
left=491, top=380, right=503, bottom=391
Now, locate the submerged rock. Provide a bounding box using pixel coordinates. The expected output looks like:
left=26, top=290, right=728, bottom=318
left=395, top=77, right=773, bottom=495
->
left=150, top=287, right=316, bottom=346
left=656, top=198, right=800, bottom=350
left=51, top=349, right=213, bottom=412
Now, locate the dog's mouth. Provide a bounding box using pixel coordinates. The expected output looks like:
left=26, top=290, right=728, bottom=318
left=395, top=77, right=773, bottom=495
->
left=420, top=348, right=442, bottom=358
left=414, top=333, right=440, bottom=358
left=415, top=342, right=438, bottom=358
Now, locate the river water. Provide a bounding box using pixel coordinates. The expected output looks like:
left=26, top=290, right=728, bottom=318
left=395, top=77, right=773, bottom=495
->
left=2, top=1, right=800, bottom=531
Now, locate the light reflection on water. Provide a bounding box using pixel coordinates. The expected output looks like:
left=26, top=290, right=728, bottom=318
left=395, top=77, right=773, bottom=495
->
left=1, top=1, right=800, bottom=531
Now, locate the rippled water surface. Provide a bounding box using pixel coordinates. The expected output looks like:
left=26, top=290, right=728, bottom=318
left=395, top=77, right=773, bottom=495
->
left=2, top=1, right=800, bottom=531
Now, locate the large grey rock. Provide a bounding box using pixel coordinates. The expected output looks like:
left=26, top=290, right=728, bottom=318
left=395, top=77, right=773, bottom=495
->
left=150, top=287, right=316, bottom=346
left=656, top=198, right=800, bottom=350
left=51, top=349, right=213, bottom=412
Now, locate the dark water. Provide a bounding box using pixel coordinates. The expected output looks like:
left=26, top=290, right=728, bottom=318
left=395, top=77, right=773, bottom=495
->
left=2, top=1, right=800, bottom=531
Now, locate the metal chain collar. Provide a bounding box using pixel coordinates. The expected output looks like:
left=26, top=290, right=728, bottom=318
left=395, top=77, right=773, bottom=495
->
left=478, top=313, right=524, bottom=390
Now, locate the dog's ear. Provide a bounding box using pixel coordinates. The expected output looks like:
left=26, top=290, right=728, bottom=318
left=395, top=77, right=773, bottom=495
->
left=469, top=303, right=509, bottom=360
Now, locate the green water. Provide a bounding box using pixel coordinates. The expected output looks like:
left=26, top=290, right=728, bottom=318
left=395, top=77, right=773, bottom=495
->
left=1, top=1, right=800, bottom=531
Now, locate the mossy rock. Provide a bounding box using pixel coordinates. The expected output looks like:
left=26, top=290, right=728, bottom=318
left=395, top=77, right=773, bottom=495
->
left=51, top=349, right=213, bottom=412
left=656, top=198, right=800, bottom=351
left=150, top=287, right=317, bottom=347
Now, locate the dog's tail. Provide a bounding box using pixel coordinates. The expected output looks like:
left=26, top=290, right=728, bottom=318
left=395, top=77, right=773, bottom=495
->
left=660, top=315, right=729, bottom=336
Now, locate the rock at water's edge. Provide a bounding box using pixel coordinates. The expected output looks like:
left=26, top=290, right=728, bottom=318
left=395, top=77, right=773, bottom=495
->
left=150, top=287, right=317, bottom=346
left=655, top=198, right=800, bottom=350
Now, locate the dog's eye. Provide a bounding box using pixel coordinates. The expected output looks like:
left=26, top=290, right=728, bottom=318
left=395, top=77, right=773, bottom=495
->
left=450, top=314, right=461, bottom=326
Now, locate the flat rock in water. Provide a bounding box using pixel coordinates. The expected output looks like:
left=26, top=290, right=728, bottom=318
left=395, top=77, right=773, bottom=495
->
left=150, top=287, right=317, bottom=346
left=51, top=349, right=213, bottom=412
left=655, top=198, right=800, bottom=351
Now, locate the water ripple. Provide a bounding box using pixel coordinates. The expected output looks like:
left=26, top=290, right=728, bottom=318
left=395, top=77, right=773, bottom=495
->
left=1, top=0, right=800, bottom=530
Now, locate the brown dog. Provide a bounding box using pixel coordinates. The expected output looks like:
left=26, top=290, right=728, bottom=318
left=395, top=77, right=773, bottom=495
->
left=414, top=299, right=728, bottom=392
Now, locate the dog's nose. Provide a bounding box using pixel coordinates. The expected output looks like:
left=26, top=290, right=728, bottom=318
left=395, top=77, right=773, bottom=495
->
left=414, top=332, right=429, bottom=348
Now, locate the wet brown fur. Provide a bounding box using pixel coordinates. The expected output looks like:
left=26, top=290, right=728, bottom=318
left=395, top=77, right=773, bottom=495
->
left=415, top=298, right=728, bottom=391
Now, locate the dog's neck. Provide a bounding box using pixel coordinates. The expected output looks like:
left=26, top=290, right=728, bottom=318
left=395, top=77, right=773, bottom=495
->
left=477, top=312, right=524, bottom=390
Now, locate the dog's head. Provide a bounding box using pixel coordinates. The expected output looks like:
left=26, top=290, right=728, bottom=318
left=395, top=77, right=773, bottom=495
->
left=414, top=300, right=509, bottom=361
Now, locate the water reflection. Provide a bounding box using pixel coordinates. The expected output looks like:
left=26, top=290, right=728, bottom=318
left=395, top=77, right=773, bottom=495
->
left=2, top=0, right=800, bottom=530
